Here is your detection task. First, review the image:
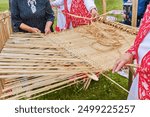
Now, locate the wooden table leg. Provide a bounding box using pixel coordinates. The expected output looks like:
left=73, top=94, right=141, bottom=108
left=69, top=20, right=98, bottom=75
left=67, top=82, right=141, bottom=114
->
left=128, top=67, right=134, bottom=91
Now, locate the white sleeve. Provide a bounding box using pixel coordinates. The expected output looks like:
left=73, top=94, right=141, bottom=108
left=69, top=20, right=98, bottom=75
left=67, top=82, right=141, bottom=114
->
left=50, top=0, right=64, bottom=7
left=84, top=0, right=97, bottom=12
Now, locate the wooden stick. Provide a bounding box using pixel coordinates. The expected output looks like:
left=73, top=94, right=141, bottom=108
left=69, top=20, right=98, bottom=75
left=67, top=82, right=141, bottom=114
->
left=102, top=0, right=107, bottom=14
left=2, top=75, right=85, bottom=99
left=132, top=0, right=138, bottom=27
left=101, top=73, right=129, bottom=93
left=0, top=71, right=95, bottom=79
left=0, top=69, right=93, bottom=74
left=3, top=74, right=78, bottom=91
left=28, top=79, right=84, bottom=100
left=0, top=79, right=4, bottom=96
left=0, top=66, right=92, bottom=69
left=0, top=58, right=84, bottom=63
left=83, top=78, right=91, bottom=90
left=0, top=56, right=82, bottom=62
left=2, top=48, right=66, bottom=54
left=126, top=63, right=139, bottom=68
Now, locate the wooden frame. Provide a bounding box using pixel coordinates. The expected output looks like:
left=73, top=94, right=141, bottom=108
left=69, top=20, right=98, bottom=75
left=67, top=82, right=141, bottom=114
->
left=0, top=12, right=12, bottom=96
left=0, top=12, right=12, bottom=51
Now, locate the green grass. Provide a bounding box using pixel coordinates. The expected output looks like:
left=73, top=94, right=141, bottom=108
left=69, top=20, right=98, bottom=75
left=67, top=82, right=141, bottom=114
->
left=0, top=0, right=128, bottom=100
left=0, top=0, right=9, bottom=12
left=96, top=0, right=123, bottom=14
left=36, top=72, right=128, bottom=100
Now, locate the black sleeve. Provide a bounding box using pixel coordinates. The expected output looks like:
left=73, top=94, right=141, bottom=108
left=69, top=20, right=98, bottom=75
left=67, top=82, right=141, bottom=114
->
left=45, top=0, right=55, bottom=22
left=11, top=0, right=22, bottom=32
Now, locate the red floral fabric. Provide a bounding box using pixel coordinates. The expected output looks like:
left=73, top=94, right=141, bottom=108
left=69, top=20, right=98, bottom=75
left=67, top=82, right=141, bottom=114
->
left=63, top=0, right=92, bottom=29
left=127, top=4, right=150, bottom=100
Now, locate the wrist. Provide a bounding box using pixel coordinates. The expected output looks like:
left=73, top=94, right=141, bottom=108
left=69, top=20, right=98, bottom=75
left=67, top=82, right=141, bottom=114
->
left=124, top=52, right=134, bottom=62
left=90, top=7, right=97, bottom=13
left=28, top=27, right=34, bottom=33
left=46, top=21, right=52, bottom=28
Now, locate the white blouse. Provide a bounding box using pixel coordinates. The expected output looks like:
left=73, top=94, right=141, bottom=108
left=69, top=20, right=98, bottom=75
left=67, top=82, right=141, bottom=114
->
left=51, top=0, right=96, bottom=12
left=57, top=6, right=66, bottom=29
left=51, top=0, right=96, bottom=29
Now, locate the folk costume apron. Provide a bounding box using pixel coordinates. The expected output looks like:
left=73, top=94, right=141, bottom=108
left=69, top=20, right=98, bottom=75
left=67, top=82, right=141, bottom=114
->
left=63, top=0, right=92, bottom=29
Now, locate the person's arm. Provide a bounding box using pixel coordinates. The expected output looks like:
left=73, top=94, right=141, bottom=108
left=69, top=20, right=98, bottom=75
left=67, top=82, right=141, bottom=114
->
left=11, top=0, right=23, bottom=32
left=50, top=0, right=64, bottom=7
left=112, top=53, right=133, bottom=73
left=45, top=0, right=55, bottom=35
left=112, top=36, right=138, bottom=73
left=84, top=0, right=98, bottom=18
left=20, top=23, right=41, bottom=33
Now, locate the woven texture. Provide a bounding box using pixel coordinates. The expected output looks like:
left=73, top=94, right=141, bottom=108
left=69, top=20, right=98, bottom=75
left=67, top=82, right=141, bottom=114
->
left=0, top=21, right=137, bottom=99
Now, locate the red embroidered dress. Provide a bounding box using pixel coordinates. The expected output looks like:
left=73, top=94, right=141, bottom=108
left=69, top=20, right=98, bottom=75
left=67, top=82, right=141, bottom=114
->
left=127, top=4, right=150, bottom=100
left=63, top=0, right=92, bottom=29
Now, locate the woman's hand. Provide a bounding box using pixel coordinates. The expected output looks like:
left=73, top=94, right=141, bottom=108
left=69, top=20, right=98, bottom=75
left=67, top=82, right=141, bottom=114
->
left=45, top=21, right=53, bottom=35
left=30, top=28, right=41, bottom=33
left=45, top=27, right=51, bottom=35
left=90, top=8, right=99, bottom=20
left=112, top=53, right=133, bottom=73
left=20, top=23, right=41, bottom=33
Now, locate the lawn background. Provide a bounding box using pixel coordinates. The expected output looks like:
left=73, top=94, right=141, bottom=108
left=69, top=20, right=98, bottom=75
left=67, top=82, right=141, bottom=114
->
left=0, top=0, right=8, bottom=11
left=0, top=0, right=128, bottom=100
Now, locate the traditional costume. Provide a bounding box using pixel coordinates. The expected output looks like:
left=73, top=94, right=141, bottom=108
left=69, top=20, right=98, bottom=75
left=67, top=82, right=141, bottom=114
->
left=127, top=4, right=150, bottom=100
left=55, top=6, right=66, bottom=31
left=51, top=0, right=96, bottom=29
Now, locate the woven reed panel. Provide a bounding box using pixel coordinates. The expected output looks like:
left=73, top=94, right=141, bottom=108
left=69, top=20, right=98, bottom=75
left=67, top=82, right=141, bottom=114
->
left=0, top=21, right=137, bottom=99
left=47, top=22, right=136, bottom=71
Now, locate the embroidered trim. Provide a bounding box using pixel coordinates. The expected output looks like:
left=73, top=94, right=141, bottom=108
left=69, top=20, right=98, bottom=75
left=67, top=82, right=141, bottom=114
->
left=27, top=0, right=37, bottom=13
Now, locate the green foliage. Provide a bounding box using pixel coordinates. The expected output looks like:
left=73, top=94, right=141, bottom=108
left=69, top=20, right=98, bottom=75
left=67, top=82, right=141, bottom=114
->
left=95, top=0, right=123, bottom=14
left=0, top=0, right=9, bottom=11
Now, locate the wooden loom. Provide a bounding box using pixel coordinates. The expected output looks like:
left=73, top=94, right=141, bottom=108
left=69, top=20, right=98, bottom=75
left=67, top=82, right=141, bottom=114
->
left=0, top=13, right=138, bottom=99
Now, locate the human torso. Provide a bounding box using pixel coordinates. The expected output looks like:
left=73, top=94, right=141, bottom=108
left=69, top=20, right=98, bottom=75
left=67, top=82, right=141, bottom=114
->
left=17, top=0, right=48, bottom=32
left=138, top=32, right=150, bottom=64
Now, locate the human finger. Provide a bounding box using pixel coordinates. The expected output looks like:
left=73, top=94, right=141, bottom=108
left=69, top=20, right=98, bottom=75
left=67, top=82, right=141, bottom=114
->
left=112, top=59, right=121, bottom=73
left=115, top=61, right=127, bottom=72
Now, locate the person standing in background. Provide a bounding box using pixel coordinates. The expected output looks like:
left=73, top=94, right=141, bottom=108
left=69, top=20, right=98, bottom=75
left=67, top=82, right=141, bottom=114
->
left=50, top=0, right=98, bottom=30
left=50, top=0, right=66, bottom=31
